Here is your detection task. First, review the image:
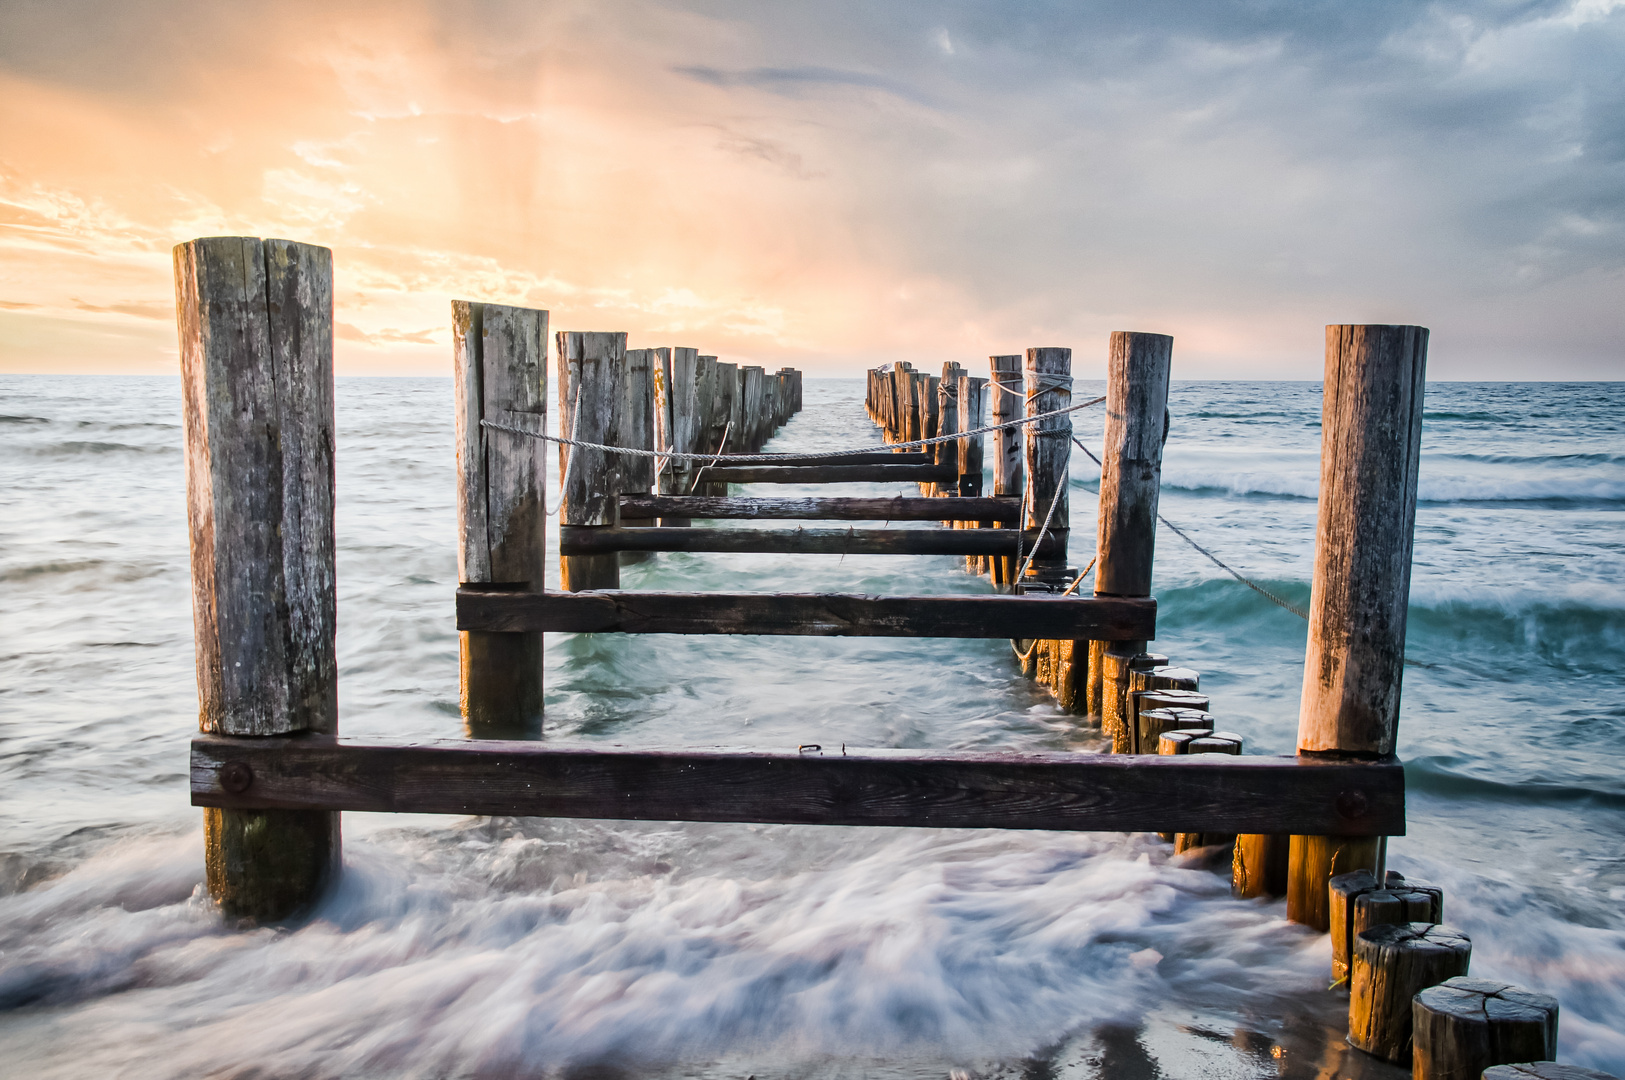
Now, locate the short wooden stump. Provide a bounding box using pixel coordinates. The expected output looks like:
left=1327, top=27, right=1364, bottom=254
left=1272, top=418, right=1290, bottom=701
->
left=1413, top=976, right=1558, bottom=1080
left=1350, top=922, right=1472, bottom=1063
left=1482, top=1065, right=1619, bottom=1080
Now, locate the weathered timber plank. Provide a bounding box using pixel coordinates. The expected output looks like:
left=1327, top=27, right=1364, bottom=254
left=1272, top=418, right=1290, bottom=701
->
left=457, top=589, right=1157, bottom=640
left=696, top=464, right=957, bottom=484
left=558, top=526, right=1061, bottom=557
left=741, top=452, right=933, bottom=466
left=192, top=736, right=1404, bottom=835
left=619, top=495, right=1020, bottom=522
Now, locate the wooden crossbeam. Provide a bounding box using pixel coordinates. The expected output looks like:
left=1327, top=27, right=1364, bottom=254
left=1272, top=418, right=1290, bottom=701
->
left=558, top=526, right=1059, bottom=557
left=456, top=589, right=1157, bottom=640
left=192, top=736, right=1405, bottom=836
left=618, top=495, right=1020, bottom=522
left=695, top=463, right=957, bottom=484
left=740, top=452, right=934, bottom=466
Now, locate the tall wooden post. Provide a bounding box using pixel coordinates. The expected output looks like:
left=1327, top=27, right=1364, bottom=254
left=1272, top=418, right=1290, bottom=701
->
left=1022, top=347, right=1071, bottom=586
left=989, top=355, right=1024, bottom=585
left=1288, top=325, right=1428, bottom=928
left=616, top=347, right=657, bottom=555
left=176, top=236, right=339, bottom=920
left=453, top=301, right=548, bottom=733
left=707, top=361, right=738, bottom=494
left=741, top=366, right=765, bottom=451
left=1094, top=333, right=1173, bottom=745
left=557, top=331, right=625, bottom=591
left=934, top=372, right=960, bottom=502
left=957, top=374, right=988, bottom=572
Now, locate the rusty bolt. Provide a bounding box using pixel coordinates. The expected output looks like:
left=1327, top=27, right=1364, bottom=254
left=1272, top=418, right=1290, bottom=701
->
left=1335, top=789, right=1369, bottom=821
left=220, top=761, right=254, bottom=794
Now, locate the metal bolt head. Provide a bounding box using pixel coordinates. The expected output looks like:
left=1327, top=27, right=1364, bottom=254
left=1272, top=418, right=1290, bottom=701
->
left=1335, top=789, right=1369, bottom=821
left=220, top=761, right=254, bottom=794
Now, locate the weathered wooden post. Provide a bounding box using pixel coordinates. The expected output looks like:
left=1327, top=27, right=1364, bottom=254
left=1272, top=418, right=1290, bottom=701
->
left=453, top=301, right=548, bottom=732
left=959, top=374, right=987, bottom=572
left=1349, top=923, right=1471, bottom=1063
left=1288, top=325, right=1429, bottom=927
left=741, top=366, right=765, bottom=451
left=706, top=360, right=738, bottom=494
left=989, top=355, right=1023, bottom=585
left=934, top=372, right=960, bottom=502
left=176, top=235, right=339, bottom=920
left=1414, top=979, right=1559, bottom=1080
left=558, top=330, right=626, bottom=590
left=618, top=347, right=658, bottom=543
left=1094, top=333, right=1172, bottom=743
left=1022, top=347, right=1072, bottom=585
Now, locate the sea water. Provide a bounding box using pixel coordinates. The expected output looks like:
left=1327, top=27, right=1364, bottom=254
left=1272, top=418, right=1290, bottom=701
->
left=1, top=376, right=1621, bottom=1078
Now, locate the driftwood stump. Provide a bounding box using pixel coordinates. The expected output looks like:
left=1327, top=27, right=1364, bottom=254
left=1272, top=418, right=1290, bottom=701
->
left=1350, top=922, right=1472, bottom=1063
left=1413, top=976, right=1558, bottom=1080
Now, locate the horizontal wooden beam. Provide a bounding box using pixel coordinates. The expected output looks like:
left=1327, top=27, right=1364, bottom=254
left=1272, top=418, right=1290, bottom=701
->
left=192, top=736, right=1405, bottom=836
left=618, top=495, right=1020, bottom=522
left=745, top=452, right=933, bottom=466
left=559, top=525, right=1059, bottom=557
left=457, top=589, right=1155, bottom=639
left=696, top=463, right=957, bottom=484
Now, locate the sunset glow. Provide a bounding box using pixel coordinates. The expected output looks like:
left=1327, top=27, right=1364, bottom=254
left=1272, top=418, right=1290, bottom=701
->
left=3, top=0, right=1622, bottom=376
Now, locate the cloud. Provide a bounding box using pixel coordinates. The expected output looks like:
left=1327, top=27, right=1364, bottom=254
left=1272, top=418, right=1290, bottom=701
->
left=0, top=0, right=1622, bottom=376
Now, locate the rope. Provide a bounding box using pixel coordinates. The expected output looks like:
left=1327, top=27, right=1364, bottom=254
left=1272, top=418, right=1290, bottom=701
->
left=482, top=395, right=1105, bottom=464
left=1068, top=433, right=1308, bottom=618
left=1061, top=556, right=1098, bottom=597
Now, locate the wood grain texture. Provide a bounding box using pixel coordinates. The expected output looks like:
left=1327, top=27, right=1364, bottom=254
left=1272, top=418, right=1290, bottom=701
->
left=458, top=588, right=1158, bottom=640
left=558, top=526, right=1063, bottom=558
left=741, top=366, right=765, bottom=451
left=1350, top=923, right=1472, bottom=1063
left=1482, top=1065, right=1616, bottom=1080
left=175, top=236, right=340, bottom=921
left=959, top=376, right=987, bottom=499
left=621, top=348, right=655, bottom=492
left=1329, top=868, right=1409, bottom=983
left=1023, top=348, right=1072, bottom=582
left=618, top=495, right=1021, bottom=522
left=1288, top=833, right=1381, bottom=930
left=192, top=735, right=1405, bottom=834
left=1095, top=331, right=1172, bottom=598
left=1299, top=325, right=1429, bottom=757
left=452, top=300, right=548, bottom=729
left=557, top=331, right=624, bottom=590
left=175, top=236, right=336, bottom=737
left=1413, top=978, right=1557, bottom=1080
left=989, top=356, right=1024, bottom=498
left=1231, top=833, right=1290, bottom=900
left=695, top=464, right=957, bottom=485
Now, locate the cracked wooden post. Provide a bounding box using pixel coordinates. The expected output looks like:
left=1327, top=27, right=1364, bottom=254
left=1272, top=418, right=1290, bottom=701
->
left=1022, top=347, right=1072, bottom=587
left=1094, top=332, right=1172, bottom=739
left=1288, top=325, right=1428, bottom=928
left=989, top=355, right=1024, bottom=587
left=959, top=374, right=987, bottom=572
left=618, top=348, right=657, bottom=540
left=454, top=301, right=548, bottom=734
left=557, top=331, right=626, bottom=591
left=176, top=235, right=339, bottom=921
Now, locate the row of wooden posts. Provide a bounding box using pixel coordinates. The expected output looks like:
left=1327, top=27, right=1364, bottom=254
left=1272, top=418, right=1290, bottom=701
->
left=860, top=338, right=1591, bottom=1078
left=172, top=236, right=1588, bottom=1079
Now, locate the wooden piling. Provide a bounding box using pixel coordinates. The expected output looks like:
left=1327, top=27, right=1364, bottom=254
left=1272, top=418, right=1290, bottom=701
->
left=618, top=348, right=658, bottom=548
left=741, top=366, right=766, bottom=451
left=453, top=300, right=548, bottom=732
left=934, top=371, right=960, bottom=501
left=1232, top=833, right=1291, bottom=900
left=989, top=355, right=1023, bottom=585
left=1416, top=982, right=1563, bottom=1080
left=1094, top=332, right=1172, bottom=730
left=1290, top=325, right=1429, bottom=925
left=1349, top=923, right=1472, bottom=1063
left=557, top=331, right=625, bottom=590
left=1022, top=347, right=1072, bottom=585
left=959, top=375, right=988, bottom=572
left=175, top=235, right=339, bottom=920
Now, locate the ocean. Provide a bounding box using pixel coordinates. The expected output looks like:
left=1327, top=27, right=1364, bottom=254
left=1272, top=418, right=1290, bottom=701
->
left=1, top=375, right=1622, bottom=1078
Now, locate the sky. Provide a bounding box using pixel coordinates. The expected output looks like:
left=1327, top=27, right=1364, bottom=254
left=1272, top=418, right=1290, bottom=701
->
left=1, top=0, right=1622, bottom=378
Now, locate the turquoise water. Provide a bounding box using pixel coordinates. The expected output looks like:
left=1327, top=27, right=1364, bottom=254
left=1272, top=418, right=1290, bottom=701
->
left=1, top=375, right=1621, bottom=1077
